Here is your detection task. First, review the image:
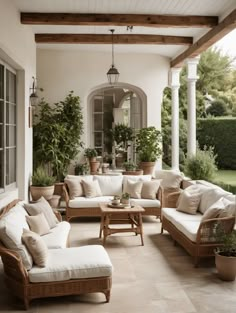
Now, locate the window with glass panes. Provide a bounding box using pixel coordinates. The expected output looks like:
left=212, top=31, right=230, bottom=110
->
left=0, top=61, right=17, bottom=193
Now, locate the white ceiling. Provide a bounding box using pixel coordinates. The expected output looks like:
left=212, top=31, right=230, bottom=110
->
left=12, top=0, right=236, bottom=59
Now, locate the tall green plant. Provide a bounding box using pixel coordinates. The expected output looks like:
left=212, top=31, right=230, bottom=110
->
left=136, top=126, right=162, bottom=162
left=33, top=91, right=84, bottom=181
left=183, top=146, right=217, bottom=180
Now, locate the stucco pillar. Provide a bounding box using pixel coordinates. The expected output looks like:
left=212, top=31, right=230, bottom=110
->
left=186, top=57, right=200, bottom=157
left=169, top=68, right=181, bottom=170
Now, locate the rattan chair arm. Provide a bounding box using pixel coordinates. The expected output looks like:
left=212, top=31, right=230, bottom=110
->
left=0, top=244, right=29, bottom=283
left=196, top=216, right=235, bottom=244
left=63, top=183, right=70, bottom=205
left=166, top=191, right=181, bottom=208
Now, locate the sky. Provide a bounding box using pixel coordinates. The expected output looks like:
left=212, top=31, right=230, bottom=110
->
left=214, top=29, right=236, bottom=63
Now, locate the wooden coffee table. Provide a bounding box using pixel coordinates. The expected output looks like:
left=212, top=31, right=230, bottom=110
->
left=99, top=203, right=145, bottom=246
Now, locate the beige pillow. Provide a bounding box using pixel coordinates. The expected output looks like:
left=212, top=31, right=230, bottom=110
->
left=24, top=197, right=58, bottom=228
left=124, top=179, right=143, bottom=199
left=81, top=180, right=102, bottom=198
left=141, top=180, right=161, bottom=200
left=202, top=197, right=235, bottom=221
left=22, top=229, right=48, bottom=267
left=26, top=213, right=50, bottom=236
left=177, top=189, right=201, bottom=215
left=64, top=178, right=83, bottom=199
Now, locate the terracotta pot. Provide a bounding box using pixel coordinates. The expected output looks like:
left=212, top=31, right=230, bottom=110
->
left=89, top=157, right=97, bottom=163
left=121, top=198, right=130, bottom=205
left=139, top=162, right=156, bottom=175
left=89, top=161, right=100, bottom=174
left=30, top=185, right=55, bottom=201
left=123, top=170, right=143, bottom=176
left=215, top=252, right=236, bottom=281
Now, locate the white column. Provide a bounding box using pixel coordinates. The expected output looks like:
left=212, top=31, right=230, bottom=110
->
left=169, top=68, right=181, bottom=170
left=186, top=57, right=200, bottom=157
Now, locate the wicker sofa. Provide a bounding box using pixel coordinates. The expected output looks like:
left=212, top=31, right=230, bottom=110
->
left=63, top=174, right=163, bottom=221
left=0, top=199, right=113, bottom=309
left=161, top=181, right=235, bottom=266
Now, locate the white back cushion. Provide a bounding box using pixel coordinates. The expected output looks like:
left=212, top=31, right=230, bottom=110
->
left=94, top=175, right=123, bottom=196
left=122, top=175, right=152, bottom=193
left=199, top=188, right=231, bottom=214
left=154, top=170, right=183, bottom=188
left=0, top=202, right=33, bottom=270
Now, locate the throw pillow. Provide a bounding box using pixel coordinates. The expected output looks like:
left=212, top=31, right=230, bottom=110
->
left=24, top=197, right=58, bottom=228
left=177, top=189, right=201, bottom=215
left=154, top=170, right=183, bottom=189
left=124, top=179, right=143, bottom=199
left=22, top=229, right=48, bottom=267
left=81, top=180, right=102, bottom=198
left=26, top=213, right=51, bottom=236
left=64, top=178, right=83, bottom=199
left=202, top=197, right=236, bottom=221
left=141, top=180, right=161, bottom=200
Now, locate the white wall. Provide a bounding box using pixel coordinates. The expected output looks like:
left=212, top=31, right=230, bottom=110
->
left=37, top=49, right=169, bottom=148
left=0, top=0, right=36, bottom=207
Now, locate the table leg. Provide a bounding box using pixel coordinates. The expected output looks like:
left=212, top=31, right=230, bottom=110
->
left=103, top=214, right=110, bottom=246
left=138, top=213, right=144, bottom=246
left=99, top=214, right=105, bottom=238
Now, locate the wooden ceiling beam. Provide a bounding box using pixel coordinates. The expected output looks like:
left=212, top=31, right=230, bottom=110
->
left=35, top=33, right=193, bottom=45
left=21, top=13, right=218, bottom=28
left=171, top=9, right=236, bottom=67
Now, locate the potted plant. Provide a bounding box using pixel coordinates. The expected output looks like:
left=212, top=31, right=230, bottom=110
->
left=215, top=227, right=236, bottom=281
left=33, top=92, right=84, bottom=182
left=109, top=123, right=134, bottom=167
left=121, top=192, right=130, bottom=205
left=30, top=166, right=56, bottom=201
left=135, top=126, right=162, bottom=175
left=74, top=162, right=89, bottom=175
left=112, top=195, right=121, bottom=206
left=84, top=148, right=100, bottom=173
left=123, top=160, right=143, bottom=176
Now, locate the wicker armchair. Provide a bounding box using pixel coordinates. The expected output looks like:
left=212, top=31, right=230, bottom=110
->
left=0, top=200, right=112, bottom=309
left=161, top=191, right=235, bottom=266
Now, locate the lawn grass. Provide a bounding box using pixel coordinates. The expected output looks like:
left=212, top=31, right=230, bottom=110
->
left=213, top=170, right=236, bottom=186
left=211, top=170, right=236, bottom=193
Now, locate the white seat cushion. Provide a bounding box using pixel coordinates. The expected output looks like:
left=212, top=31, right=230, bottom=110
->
left=68, top=196, right=113, bottom=208
left=28, top=245, right=113, bottom=283
left=162, top=207, right=202, bottom=242
left=94, top=175, right=123, bottom=196
left=41, top=221, right=71, bottom=249
left=162, top=207, right=202, bottom=224
left=131, top=198, right=161, bottom=208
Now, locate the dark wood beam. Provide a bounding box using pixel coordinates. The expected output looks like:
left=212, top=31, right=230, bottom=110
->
left=21, top=13, right=218, bottom=28
left=171, top=9, right=236, bottom=67
left=35, top=33, right=193, bottom=45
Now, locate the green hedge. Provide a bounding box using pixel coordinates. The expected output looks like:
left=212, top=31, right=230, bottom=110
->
left=197, top=117, right=236, bottom=169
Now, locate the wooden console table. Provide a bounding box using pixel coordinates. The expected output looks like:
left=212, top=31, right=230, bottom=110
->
left=99, top=203, right=145, bottom=246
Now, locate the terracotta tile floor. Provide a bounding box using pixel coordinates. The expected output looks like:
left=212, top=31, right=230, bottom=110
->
left=0, top=216, right=235, bottom=312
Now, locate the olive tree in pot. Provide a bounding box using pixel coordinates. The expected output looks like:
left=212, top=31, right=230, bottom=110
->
left=135, top=126, right=162, bottom=175
left=215, top=226, right=236, bottom=281
left=30, top=166, right=56, bottom=201
left=33, top=91, right=84, bottom=182
left=84, top=148, right=100, bottom=173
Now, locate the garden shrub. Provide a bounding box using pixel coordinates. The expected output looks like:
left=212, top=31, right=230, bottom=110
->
left=183, top=146, right=217, bottom=180
left=197, top=117, right=236, bottom=169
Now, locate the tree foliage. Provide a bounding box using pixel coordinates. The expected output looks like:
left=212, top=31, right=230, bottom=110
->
left=162, top=47, right=236, bottom=169
left=33, top=91, right=84, bottom=181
